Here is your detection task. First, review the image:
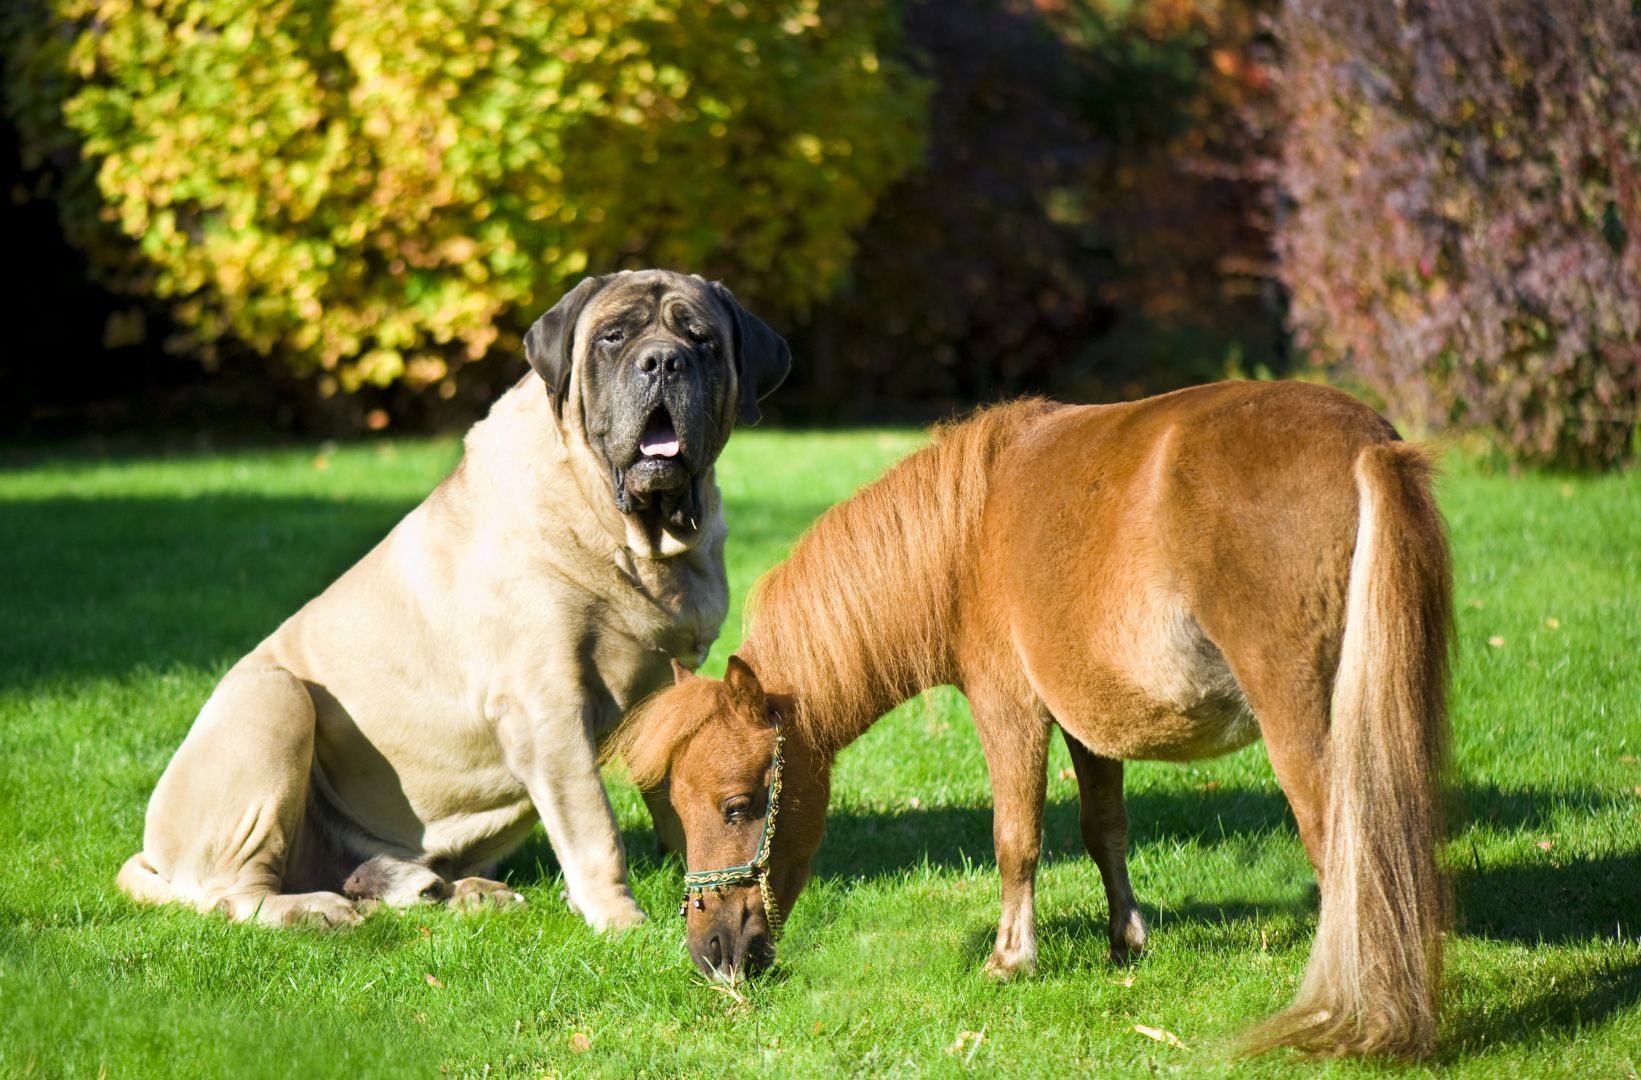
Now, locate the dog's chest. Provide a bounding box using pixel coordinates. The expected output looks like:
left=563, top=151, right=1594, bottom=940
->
left=605, top=544, right=728, bottom=669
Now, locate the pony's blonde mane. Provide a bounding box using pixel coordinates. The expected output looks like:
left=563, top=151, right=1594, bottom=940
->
left=742, top=398, right=1058, bottom=755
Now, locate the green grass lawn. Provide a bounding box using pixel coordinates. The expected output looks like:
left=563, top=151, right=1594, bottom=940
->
left=1, top=427, right=1638, bottom=1078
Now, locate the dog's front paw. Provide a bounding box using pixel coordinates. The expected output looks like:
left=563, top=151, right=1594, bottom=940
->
left=582, top=896, right=647, bottom=933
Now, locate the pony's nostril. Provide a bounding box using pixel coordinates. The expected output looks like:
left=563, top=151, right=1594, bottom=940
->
left=706, top=931, right=725, bottom=970
left=739, top=932, right=774, bottom=975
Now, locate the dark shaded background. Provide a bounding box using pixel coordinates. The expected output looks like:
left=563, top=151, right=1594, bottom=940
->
left=1, top=0, right=1283, bottom=441
left=5, top=0, right=1635, bottom=465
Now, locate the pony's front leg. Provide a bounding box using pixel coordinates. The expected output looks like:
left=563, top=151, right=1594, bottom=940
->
left=1061, top=731, right=1148, bottom=963
left=973, top=699, right=1051, bottom=979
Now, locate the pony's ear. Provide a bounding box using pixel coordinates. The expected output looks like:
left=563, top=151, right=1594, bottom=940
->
left=708, top=281, right=791, bottom=427
left=722, top=654, right=766, bottom=713
left=524, top=275, right=608, bottom=418
left=670, top=658, right=693, bottom=685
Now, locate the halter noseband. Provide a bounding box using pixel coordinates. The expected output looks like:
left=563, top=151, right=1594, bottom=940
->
left=678, top=718, right=785, bottom=937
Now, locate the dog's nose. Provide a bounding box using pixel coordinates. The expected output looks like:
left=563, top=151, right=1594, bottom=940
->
left=635, top=344, right=686, bottom=376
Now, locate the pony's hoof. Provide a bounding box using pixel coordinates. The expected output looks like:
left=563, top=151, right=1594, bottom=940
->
left=982, top=950, right=1036, bottom=980
left=1108, top=908, right=1149, bottom=964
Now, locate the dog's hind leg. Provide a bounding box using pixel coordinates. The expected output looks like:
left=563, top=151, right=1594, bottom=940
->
left=115, top=852, right=172, bottom=904
left=1061, top=730, right=1148, bottom=963
left=123, top=661, right=361, bottom=928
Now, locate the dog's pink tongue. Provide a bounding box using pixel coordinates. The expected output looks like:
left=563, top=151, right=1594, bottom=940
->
left=642, top=433, right=680, bottom=458
left=640, top=417, right=680, bottom=458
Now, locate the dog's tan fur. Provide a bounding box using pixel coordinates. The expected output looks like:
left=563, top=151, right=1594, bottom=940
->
left=118, top=270, right=786, bottom=931
left=613, top=380, right=1452, bottom=1057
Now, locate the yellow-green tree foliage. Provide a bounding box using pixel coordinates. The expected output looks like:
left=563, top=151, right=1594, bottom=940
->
left=4, top=0, right=926, bottom=394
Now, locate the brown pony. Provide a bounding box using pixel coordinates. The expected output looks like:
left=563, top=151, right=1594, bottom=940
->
left=610, top=381, right=1452, bottom=1058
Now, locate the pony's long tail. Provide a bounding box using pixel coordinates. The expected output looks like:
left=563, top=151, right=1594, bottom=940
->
left=1247, top=442, right=1453, bottom=1058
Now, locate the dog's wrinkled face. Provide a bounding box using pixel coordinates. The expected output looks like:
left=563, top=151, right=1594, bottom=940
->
left=525, top=270, right=790, bottom=545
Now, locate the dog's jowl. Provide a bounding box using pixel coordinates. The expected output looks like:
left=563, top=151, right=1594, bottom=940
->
left=117, top=270, right=790, bottom=930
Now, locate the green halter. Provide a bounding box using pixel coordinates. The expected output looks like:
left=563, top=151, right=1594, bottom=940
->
left=678, top=721, right=785, bottom=937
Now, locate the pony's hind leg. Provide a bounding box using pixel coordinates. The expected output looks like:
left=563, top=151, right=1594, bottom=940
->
left=1061, top=731, right=1148, bottom=963
left=1257, top=697, right=1329, bottom=880
left=970, top=691, right=1052, bottom=979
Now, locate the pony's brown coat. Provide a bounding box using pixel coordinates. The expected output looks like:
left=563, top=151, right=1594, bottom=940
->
left=613, top=381, right=1452, bottom=1057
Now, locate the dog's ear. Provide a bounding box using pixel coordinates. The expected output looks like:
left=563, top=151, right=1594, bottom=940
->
left=709, top=281, right=791, bottom=427
left=524, top=275, right=609, bottom=417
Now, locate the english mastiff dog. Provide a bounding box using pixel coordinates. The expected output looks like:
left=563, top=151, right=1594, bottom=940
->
left=117, top=269, right=790, bottom=930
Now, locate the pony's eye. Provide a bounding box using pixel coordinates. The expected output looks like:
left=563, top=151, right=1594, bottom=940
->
left=723, top=796, right=752, bottom=823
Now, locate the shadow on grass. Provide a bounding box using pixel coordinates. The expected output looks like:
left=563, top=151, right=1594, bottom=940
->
left=0, top=494, right=416, bottom=685
left=602, top=782, right=1637, bottom=945
left=0, top=488, right=832, bottom=688
left=596, top=779, right=1641, bottom=1050
left=1442, top=955, right=1641, bottom=1057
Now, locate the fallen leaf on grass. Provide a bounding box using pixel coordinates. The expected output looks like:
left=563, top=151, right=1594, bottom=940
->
left=947, top=1030, right=984, bottom=1055
left=1487, top=635, right=1505, bottom=648
left=1544, top=617, right=1561, bottom=630
left=569, top=1033, right=591, bottom=1053
left=1620, top=754, right=1637, bottom=765
left=1133, top=1023, right=1187, bottom=1049
left=908, top=797, right=921, bottom=809
left=1537, top=840, right=1554, bottom=851
left=1195, top=781, right=1220, bottom=791
left=1058, top=767, right=1076, bottom=781
left=425, top=973, right=444, bottom=989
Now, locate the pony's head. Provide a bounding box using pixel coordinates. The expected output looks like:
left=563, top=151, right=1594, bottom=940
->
left=610, top=655, right=829, bottom=979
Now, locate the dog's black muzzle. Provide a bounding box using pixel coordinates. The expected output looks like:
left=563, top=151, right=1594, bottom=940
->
left=600, top=343, right=717, bottom=528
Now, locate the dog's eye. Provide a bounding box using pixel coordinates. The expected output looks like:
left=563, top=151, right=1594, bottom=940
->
left=687, top=325, right=714, bottom=347
left=419, top=882, right=445, bottom=901
left=723, top=795, right=752, bottom=823
left=599, top=327, right=625, bottom=345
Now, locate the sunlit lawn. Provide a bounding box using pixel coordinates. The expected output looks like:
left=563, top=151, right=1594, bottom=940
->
left=1, top=423, right=1637, bottom=1077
